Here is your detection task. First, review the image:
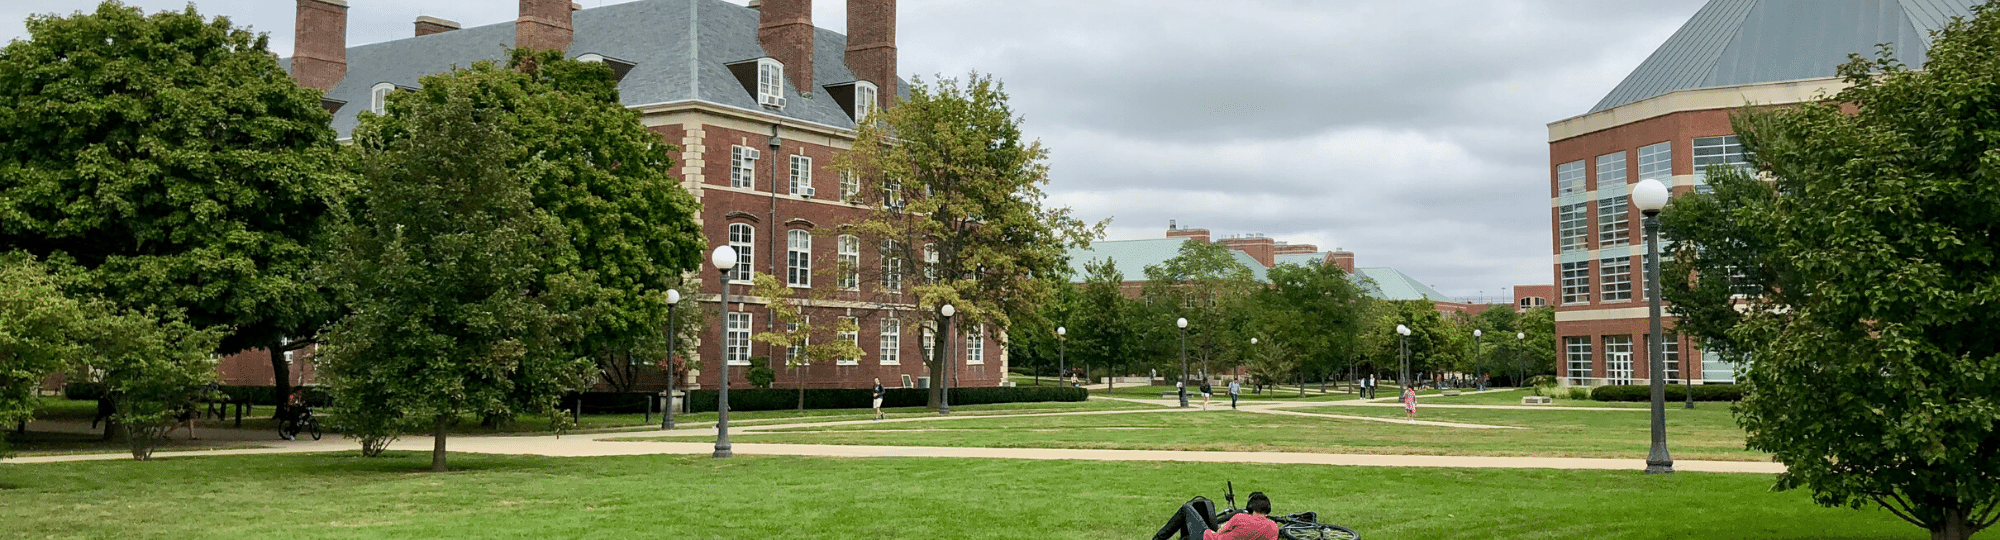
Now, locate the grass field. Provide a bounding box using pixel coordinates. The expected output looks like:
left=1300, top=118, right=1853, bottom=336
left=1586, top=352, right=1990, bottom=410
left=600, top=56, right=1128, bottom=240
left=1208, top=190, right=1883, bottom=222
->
left=0, top=452, right=1932, bottom=540
left=617, top=403, right=1769, bottom=461
left=1414, top=388, right=1675, bottom=409
left=1092, top=384, right=1378, bottom=402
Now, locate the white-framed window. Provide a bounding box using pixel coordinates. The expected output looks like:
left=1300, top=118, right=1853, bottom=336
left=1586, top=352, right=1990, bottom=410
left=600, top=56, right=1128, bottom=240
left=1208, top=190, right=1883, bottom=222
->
left=837, top=316, right=860, bottom=366
left=853, top=81, right=878, bottom=123
left=881, top=240, right=903, bottom=292
left=731, top=146, right=760, bottom=189
left=920, top=321, right=936, bottom=363
left=839, top=171, right=860, bottom=201
left=923, top=244, right=939, bottom=282
left=790, top=155, right=812, bottom=196
left=1595, top=152, right=1627, bottom=190
left=284, top=351, right=296, bottom=364
left=728, top=223, right=754, bottom=283
left=965, top=325, right=984, bottom=365
left=879, top=318, right=900, bottom=365
left=1559, top=203, right=1589, bottom=252
left=884, top=181, right=904, bottom=210
left=1693, top=135, right=1750, bottom=180
left=786, top=320, right=805, bottom=361
left=1556, top=160, right=1586, bottom=195
left=756, top=58, right=786, bottom=108
left=1603, top=335, right=1633, bottom=385
left=370, top=82, right=395, bottom=115
left=1600, top=256, right=1631, bottom=302
left=1637, top=141, right=1672, bottom=181
left=1565, top=337, right=1593, bottom=386
left=1561, top=261, right=1591, bottom=305
left=1598, top=196, right=1629, bottom=248
left=837, top=234, right=860, bottom=290
left=787, top=229, right=811, bottom=287
left=726, top=312, right=753, bottom=366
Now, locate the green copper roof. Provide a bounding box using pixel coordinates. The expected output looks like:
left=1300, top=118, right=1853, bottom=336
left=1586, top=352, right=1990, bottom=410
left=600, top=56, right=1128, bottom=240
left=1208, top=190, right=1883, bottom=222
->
left=1352, top=267, right=1450, bottom=302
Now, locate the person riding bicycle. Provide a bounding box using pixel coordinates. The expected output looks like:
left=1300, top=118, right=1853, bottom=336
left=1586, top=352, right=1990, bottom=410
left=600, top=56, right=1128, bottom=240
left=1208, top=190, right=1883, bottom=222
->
left=1152, top=491, right=1279, bottom=540
left=278, top=389, right=310, bottom=440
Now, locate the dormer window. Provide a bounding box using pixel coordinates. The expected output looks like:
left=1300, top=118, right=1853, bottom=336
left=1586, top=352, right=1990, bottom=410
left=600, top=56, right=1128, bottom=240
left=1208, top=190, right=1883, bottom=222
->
left=370, top=82, right=395, bottom=115
left=574, top=53, right=637, bottom=82
left=757, top=58, right=786, bottom=109
left=853, top=81, right=878, bottom=123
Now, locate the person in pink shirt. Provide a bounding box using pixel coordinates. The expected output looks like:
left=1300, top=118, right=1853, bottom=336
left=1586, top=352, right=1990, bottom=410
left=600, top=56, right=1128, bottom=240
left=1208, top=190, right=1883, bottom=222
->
left=1403, top=385, right=1419, bottom=423
left=1151, top=491, right=1280, bottom=540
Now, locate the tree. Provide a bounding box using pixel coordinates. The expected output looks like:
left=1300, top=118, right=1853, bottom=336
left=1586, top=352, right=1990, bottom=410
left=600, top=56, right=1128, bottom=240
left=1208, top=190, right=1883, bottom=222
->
left=0, top=3, right=351, bottom=405
left=0, top=254, right=86, bottom=450
left=836, top=73, right=1100, bottom=409
left=1070, top=259, right=1140, bottom=384
left=322, top=67, right=590, bottom=472
left=1140, top=241, right=1260, bottom=382
left=1660, top=6, right=2000, bottom=537
left=750, top=273, right=864, bottom=409
left=1260, top=261, right=1374, bottom=388
left=1359, top=300, right=1462, bottom=386
left=84, top=305, right=222, bottom=461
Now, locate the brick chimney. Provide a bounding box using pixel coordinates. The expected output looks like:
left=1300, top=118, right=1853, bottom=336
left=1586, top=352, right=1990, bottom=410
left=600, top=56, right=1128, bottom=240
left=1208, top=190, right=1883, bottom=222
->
left=290, top=0, right=348, bottom=92
left=846, top=0, right=897, bottom=109
left=1219, top=236, right=1276, bottom=268
left=1166, top=224, right=1211, bottom=244
left=415, top=16, right=460, bottom=37
left=1330, top=251, right=1356, bottom=274
left=517, top=0, right=575, bottom=52
left=759, top=0, right=816, bottom=96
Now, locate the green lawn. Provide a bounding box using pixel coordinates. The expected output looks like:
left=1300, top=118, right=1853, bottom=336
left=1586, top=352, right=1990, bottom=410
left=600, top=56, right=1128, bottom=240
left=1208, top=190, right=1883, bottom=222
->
left=618, top=404, right=1768, bottom=462
left=1414, top=388, right=1668, bottom=409
left=1094, top=384, right=1372, bottom=402
left=0, top=452, right=1938, bottom=539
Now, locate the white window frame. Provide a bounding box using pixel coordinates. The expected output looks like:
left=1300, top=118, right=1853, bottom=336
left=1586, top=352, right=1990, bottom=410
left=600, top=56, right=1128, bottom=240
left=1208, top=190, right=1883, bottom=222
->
left=923, top=244, right=939, bottom=282
left=370, top=82, right=395, bottom=115
left=1598, top=196, right=1629, bottom=248
left=786, top=320, right=806, bottom=361
left=837, top=316, right=860, bottom=366
left=1600, top=256, right=1632, bottom=302
left=757, top=58, right=786, bottom=108
left=884, top=181, right=904, bottom=210
left=881, top=239, right=903, bottom=292
left=839, top=170, right=860, bottom=201
left=965, top=325, right=984, bottom=365
left=1692, top=135, right=1749, bottom=181
left=726, top=312, right=753, bottom=366
left=787, top=229, right=811, bottom=287
left=728, top=223, right=754, bottom=284
left=790, top=155, right=812, bottom=196
left=854, top=81, right=878, bottom=123
left=1559, top=203, right=1589, bottom=252
left=1603, top=335, right=1634, bottom=385
left=1637, top=141, right=1672, bottom=181
left=1561, top=261, right=1591, bottom=305
left=879, top=318, right=900, bottom=365
left=731, top=146, right=760, bottom=189
left=1565, top=337, right=1593, bottom=386
left=1595, top=152, right=1627, bottom=191
left=837, top=235, right=860, bottom=290
left=1556, top=160, right=1586, bottom=195
left=920, top=321, right=936, bottom=363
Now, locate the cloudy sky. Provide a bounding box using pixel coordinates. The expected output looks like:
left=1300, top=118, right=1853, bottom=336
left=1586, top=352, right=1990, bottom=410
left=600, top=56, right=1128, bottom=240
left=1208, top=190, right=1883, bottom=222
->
left=2, top=0, right=1713, bottom=303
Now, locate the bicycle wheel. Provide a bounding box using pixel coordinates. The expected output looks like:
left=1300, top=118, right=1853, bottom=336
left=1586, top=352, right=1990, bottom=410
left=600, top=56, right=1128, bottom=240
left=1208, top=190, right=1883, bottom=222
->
left=277, top=419, right=297, bottom=440
left=1280, top=522, right=1360, bottom=540
left=307, top=417, right=322, bottom=440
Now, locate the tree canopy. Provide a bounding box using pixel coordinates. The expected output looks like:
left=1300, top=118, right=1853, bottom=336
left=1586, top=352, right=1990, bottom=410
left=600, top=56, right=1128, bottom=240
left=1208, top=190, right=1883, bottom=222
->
left=1660, top=5, right=2000, bottom=537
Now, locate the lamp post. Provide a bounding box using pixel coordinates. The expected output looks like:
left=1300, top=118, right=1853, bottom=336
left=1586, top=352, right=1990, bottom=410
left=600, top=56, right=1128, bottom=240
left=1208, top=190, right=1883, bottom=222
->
left=662, top=289, right=681, bottom=430
left=1177, top=317, right=1189, bottom=408
left=1057, top=326, right=1067, bottom=387
left=710, top=246, right=737, bottom=459
left=1396, top=324, right=1412, bottom=389
left=1516, top=331, right=1525, bottom=389
left=1473, top=329, right=1484, bottom=391
left=1633, top=178, right=1674, bottom=475
left=939, top=304, right=955, bottom=416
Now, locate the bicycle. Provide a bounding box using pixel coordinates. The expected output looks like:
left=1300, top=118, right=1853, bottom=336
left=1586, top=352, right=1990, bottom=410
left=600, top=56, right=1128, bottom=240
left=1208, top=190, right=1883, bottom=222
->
left=278, top=406, right=321, bottom=441
left=1217, top=481, right=1361, bottom=540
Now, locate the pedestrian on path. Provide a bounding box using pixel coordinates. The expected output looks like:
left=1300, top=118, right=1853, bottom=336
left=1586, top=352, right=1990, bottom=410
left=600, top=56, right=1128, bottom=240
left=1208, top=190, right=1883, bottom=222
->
left=871, top=378, right=886, bottom=421
left=1402, top=386, right=1418, bottom=423
left=1199, top=380, right=1213, bottom=410
left=1228, top=378, right=1241, bottom=409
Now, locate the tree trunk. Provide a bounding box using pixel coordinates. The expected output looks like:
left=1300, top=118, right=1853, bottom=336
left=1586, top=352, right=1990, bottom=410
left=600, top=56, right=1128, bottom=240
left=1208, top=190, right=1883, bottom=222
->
left=1930, top=507, right=1975, bottom=540
left=270, top=339, right=292, bottom=418
left=797, top=363, right=806, bottom=411
left=928, top=330, right=945, bottom=409
left=432, top=415, right=449, bottom=472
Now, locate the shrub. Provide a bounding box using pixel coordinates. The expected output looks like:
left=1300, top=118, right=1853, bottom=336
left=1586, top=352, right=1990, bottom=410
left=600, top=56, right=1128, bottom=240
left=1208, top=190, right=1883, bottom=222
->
left=1566, top=387, right=1589, bottom=400
left=63, top=382, right=106, bottom=401
left=747, top=359, right=775, bottom=389
left=1589, top=384, right=1743, bottom=402
left=683, top=386, right=1086, bottom=413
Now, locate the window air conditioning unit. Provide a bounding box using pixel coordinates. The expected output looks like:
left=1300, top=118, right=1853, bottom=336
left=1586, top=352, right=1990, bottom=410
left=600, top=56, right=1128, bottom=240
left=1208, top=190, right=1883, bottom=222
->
left=761, top=94, right=786, bottom=108
left=917, top=376, right=931, bottom=389
left=803, top=187, right=816, bottom=198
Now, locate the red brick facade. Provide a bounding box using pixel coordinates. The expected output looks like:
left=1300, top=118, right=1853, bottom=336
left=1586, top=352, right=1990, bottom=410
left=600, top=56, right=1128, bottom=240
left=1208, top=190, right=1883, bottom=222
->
left=515, top=0, right=575, bottom=52
left=289, top=0, right=347, bottom=92
left=757, top=0, right=817, bottom=95
left=844, top=0, right=898, bottom=110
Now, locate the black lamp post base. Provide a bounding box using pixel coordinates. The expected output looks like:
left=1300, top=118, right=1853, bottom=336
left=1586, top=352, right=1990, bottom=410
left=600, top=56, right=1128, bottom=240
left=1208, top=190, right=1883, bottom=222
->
left=713, top=445, right=732, bottom=458
left=1645, top=460, right=1674, bottom=475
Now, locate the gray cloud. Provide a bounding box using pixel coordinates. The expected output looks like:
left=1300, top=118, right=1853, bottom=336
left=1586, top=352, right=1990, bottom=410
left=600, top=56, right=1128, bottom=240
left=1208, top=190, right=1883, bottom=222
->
left=2, top=0, right=1710, bottom=300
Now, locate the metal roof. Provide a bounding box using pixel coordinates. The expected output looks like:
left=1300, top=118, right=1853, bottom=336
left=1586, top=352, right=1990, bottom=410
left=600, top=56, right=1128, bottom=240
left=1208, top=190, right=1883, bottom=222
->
left=1066, top=242, right=1443, bottom=302
left=1590, top=0, right=1980, bottom=113
left=1351, top=267, right=1450, bottom=302
left=285, top=0, right=905, bottom=138
left=1271, top=252, right=1331, bottom=268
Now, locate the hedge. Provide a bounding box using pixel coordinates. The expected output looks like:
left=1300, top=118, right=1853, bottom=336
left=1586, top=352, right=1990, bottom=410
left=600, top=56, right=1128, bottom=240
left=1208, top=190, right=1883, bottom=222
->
left=1589, top=384, right=1743, bottom=402
left=683, top=386, right=1087, bottom=413
left=61, top=383, right=330, bottom=407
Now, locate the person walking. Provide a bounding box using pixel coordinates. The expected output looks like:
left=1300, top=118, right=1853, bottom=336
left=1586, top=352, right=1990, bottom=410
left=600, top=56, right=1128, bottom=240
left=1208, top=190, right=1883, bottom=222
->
left=871, top=378, right=886, bottom=421
left=1199, top=379, right=1213, bottom=410
left=1227, top=378, right=1241, bottom=410
left=1402, top=385, right=1418, bottom=423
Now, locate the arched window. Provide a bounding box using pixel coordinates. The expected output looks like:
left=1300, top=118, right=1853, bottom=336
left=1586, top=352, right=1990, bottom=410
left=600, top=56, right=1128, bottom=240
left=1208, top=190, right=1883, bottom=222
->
left=787, top=229, right=811, bottom=287
left=370, top=82, right=395, bottom=115
left=728, top=223, right=754, bottom=283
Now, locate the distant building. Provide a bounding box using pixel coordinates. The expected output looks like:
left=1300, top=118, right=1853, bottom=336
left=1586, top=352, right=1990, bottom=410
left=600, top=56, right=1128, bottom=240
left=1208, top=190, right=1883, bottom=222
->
left=1545, top=0, right=1980, bottom=387
left=1512, top=285, right=1553, bottom=312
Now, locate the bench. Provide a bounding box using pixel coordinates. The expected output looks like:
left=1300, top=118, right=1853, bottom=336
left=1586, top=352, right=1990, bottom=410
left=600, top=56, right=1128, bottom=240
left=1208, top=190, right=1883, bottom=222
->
left=1442, top=389, right=1462, bottom=396
left=1522, top=396, right=1553, bottom=405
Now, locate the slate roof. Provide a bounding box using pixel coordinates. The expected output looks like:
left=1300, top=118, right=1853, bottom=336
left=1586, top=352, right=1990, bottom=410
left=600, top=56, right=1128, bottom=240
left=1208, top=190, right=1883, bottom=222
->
left=285, top=0, right=905, bottom=138
left=1590, top=0, right=1981, bottom=113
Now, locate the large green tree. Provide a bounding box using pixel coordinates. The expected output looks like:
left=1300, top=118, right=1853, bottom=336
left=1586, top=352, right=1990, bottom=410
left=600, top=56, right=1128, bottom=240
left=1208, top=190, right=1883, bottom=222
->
left=1069, top=259, right=1140, bottom=384
left=1660, top=5, right=2000, bottom=537
left=0, top=255, right=85, bottom=445
left=837, top=73, right=1099, bottom=408
left=1140, top=240, right=1260, bottom=382
left=1359, top=299, right=1463, bottom=386
left=0, top=3, right=350, bottom=403
left=1258, top=261, right=1374, bottom=388
left=323, top=64, right=589, bottom=471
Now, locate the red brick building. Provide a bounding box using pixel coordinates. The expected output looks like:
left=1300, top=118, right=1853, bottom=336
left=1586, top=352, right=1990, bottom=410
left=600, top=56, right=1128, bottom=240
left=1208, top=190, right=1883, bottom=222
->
left=264, top=0, right=998, bottom=392
left=1545, top=0, right=1979, bottom=387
